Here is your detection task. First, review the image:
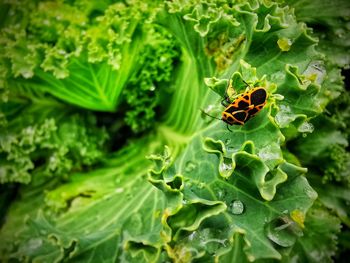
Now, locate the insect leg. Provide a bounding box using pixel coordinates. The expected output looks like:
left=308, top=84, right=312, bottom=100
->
left=199, top=109, right=221, bottom=121
left=222, top=79, right=235, bottom=105
left=242, top=79, right=250, bottom=87
left=224, top=79, right=233, bottom=96
left=221, top=99, right=230, bottom=107
left=226, top=123, right=233, bottom=132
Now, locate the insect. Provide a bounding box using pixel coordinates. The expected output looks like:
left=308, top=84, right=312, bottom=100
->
left=202, top=81, right=268, bottom=130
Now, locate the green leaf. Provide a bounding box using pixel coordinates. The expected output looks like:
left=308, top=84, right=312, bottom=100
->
left=0, top=137, right=166, bottom=263
left=1, top=0, right=348, bottom=262
left=287, top=0, right=350, bottom=68
left=283, top=202, right=341, bottom=263
left=149, top=116, right=317, bottom=261
left=0, top=1, right=158, bottom=111
left=0, top=100, right=108, bottom=184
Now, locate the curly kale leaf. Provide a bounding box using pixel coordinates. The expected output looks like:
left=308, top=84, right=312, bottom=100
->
left=122, top=26, right=180, bottom=133
left=0, top=0, right=349, bottom=262
left=0, top=99, right=108, bottom=184
left=0, top=0, right=163, bottom=111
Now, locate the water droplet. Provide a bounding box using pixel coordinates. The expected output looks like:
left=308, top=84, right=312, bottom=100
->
left=219, top=158, right=233, bottom=178
left=229, top=200, right=244, bottom=215
left=258, top=144, right=281, bottom=161
left=304, top=187, right=317, bottom=199
left=57, top=49, right=66, bottom=55
left=298, top=121, right=314, bottom=133
left=277, top=38, right=292, bottom=51
left=273, top=94, right=284, bottom=100
left=275, top=105, right=297, bottom=128
left=185, top=161, right=197, bottom=172
left=21, top=70, right=34, bottom=79
left=198, top=182, right=205, bottom=189
left=204, top=104, right=215, bottom=113
left=115, top=188, right=124, bottom=193
left=303, top=61, right=326, bottom=85
left=224, top=139, right=235, bottom=152
left=270, top=71, right=285, bottom=82
left=216, top=189, right=226, bottom=199
left=27, top=238, right=43, bottom=250
left=335, top=28, right=345, bottom=38
left=247, top=255, right=255, bottom=262
left=265, top=215, right=303, bottom=247
left=188, top=231, right=197, bottom=241
left=290, top=210, right=305, bottom=228
left=224, top=139, right=231, bottom=145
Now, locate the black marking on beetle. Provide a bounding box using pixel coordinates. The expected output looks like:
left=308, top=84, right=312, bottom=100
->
left=250, top=89, right=267, bottom=106
left=238, top=100, right=249, bottom=109
left=233, top=111, right=247, bottom=122
left=227, top=116, right=234, bottom=123
left=225, top=105, right=240, bottom=114
left=248, top=107, right=259, bottom=115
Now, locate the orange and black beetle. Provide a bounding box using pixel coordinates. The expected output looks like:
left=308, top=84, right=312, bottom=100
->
left=201, top=82, right=268, bottom=131
left=221, top=87, right=268, bottom=125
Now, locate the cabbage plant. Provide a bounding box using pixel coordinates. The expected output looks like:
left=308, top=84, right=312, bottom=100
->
left=0, top=0, right=350, bottom=262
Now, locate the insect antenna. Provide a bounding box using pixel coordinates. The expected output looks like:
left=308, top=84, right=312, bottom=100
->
left=200, top=109, right=221, bottom=121
left=242, top=79, right=250, bottom=87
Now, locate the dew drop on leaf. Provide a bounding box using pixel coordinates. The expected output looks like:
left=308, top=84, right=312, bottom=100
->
left=298, top=121, right=314, bottom=133
left=229, top=200, right=244, bottom=215
left=198, top=182, right=205, bottom=189
left=304, top=186, right=317, bottom=199
left=219, top=158, right=233, bottom=178
left=27, top=238, right=43, bottom=250
left=265, top=215, right=303, bottom=247
left=204, top=104, right=215, bottom=113
left=185, top=161, right=197, bottom=172
left=114, top=187, right=124, bottom=193
left=216, top=189, right=226, bottom=199
left=277, top=37, right=292, bottom=52
left=258, top=144, right=281, bottom=161
left=275, top=104, right=296, bottom=128
left=21, top=70, right=34, bottom=79
left=270, top=71, right=285, bottom=82
left=224, top=139, right=235, bottom=152
left=290, top=209, right=305, bottom=228
left=303, top=61, right=326, bottom=85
